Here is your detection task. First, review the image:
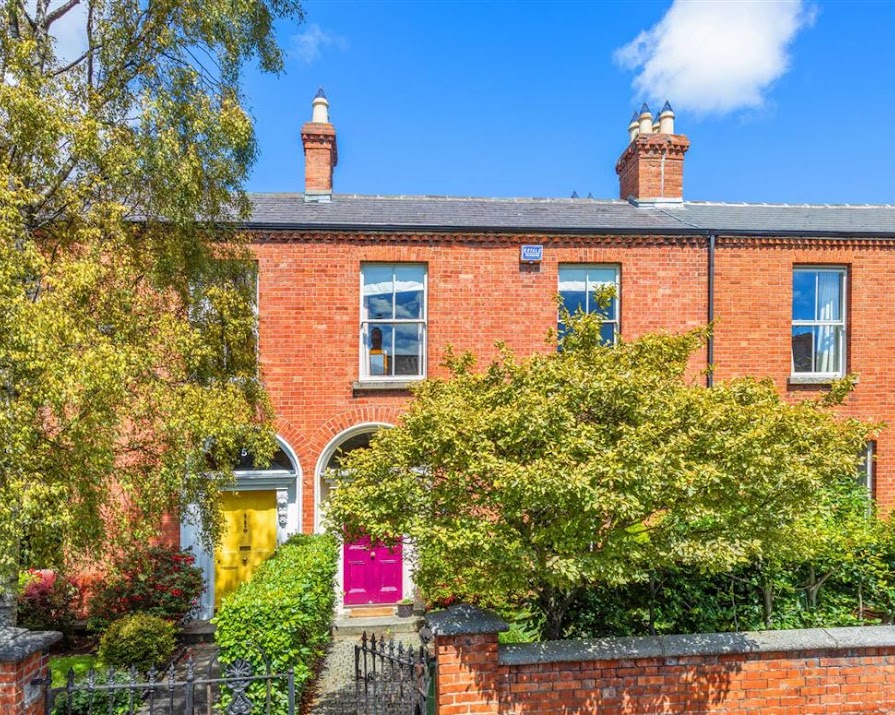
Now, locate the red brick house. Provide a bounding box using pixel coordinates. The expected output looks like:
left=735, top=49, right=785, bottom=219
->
left=180, top=92, right=895, bottom=618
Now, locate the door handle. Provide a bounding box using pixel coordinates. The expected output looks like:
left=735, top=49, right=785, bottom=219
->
left=370, top=552, right=376, bottom=560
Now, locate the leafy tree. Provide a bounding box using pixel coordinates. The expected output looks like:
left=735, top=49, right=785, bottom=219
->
left=327, top=310, right=875, bottom=639
left=0, top=0, right=305, bottom=624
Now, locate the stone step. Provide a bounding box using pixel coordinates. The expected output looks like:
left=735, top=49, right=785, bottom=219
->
left=179, top=620, right=216, bottom=644
left=332, top=615, right=424, bottom=639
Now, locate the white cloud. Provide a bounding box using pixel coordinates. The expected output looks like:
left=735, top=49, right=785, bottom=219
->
left=290, top=24, right=347, bottom=65
left=615, top=0, right=816, bottom=116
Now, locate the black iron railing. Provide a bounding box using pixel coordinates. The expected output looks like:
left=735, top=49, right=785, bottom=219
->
left=355, top=632, right=432, bottom=715
left=38, top=656, right=295, bottom=715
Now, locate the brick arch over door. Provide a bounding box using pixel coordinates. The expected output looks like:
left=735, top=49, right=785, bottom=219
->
left=301, top=406, right=404, bottom=533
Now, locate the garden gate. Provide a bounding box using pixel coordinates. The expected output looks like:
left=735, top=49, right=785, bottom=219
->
left=354, top=632, right=433, bottom=715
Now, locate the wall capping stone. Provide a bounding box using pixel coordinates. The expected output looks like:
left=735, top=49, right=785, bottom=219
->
left=499, top=624, right=895, bottom=666
left=426, top=604, right=508, bottom=636
left=0, top=626, right=61, bottom=662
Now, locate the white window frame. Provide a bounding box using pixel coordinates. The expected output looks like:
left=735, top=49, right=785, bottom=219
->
left=558, top=264, right=621, bottom=343
left=359, top=263, right=428, bottom=381
left=791, top=266, right=847, bottom=379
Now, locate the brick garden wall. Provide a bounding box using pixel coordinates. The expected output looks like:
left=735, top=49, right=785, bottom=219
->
left=429, top=605, right=895, bottom=715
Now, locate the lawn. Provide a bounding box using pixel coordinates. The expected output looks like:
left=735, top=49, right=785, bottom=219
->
left=49, top=655, right=98, bottom=687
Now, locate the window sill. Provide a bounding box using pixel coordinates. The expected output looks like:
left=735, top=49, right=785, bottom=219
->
left=352, top=380, right=422, bottom=392
left=788, top=374, right=854, bottom=386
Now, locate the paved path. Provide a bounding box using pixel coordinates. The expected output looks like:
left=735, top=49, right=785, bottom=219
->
left=309, top=620, right=423, bottom=715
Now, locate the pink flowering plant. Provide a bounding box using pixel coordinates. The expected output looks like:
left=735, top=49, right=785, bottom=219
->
left=17, top=569, right=80, bottom=635
left=89, top=546, right=204, bottom=630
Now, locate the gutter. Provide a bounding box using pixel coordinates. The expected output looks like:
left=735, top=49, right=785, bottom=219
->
left=240, top=222, right=895, bottom=240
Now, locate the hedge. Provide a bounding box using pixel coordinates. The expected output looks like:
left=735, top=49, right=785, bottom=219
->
left=213, top=533, right=338, bottom=713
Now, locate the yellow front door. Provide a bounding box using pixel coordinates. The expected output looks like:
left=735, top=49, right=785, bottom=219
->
left=214, top=490, right=278, bottom=609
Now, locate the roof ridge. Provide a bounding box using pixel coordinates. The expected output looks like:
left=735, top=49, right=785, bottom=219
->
left=685, top=200, right=895, bottom=210
left=247, top=192, right=628, bottom=205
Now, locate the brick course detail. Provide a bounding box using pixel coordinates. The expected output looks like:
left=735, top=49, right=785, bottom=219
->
left=240, top=230, right=895, bottom=539
left=250, top=233, right=709, bottom=534
left=496, top=648, right=895, bottom=714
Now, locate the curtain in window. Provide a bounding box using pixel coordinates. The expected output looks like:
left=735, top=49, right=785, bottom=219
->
left=815, top=272, right=841, bottom=374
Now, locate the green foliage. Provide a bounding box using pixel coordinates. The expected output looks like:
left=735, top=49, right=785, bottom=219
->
left=17, top=569, right=80, bottom=636
left=49, top=657, right=131, bottom=715
left=48, top=655, right=98, bottom=689
left=88, top=546, right=204, bottom=630
left=327, top=310, right=877, bottom=638
left=213, top=534, right=338, bottom=715
left=0, top=0, right=305, bottom=613
left=498, top=608, right=543, bottom=645
left=50, top=676, right=132, bottom=715
left=97, top=613, right=176, bottom=672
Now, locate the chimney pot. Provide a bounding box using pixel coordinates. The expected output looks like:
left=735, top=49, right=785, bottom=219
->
left=627, top=110, right=640, bottom=143
left=638, top=103, right=653, bottom=135
left=311, top=87, right=330, bottom=124
left=658, top=101, right=675, bottom=134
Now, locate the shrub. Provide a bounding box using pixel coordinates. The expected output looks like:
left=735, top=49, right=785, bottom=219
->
left=89, top=545, right=204, bottom=629
left=17, top=570, right=80, bottom=636
left=214, top=534, right=338, bottom=715
left=97, top=613, right=176, bottom=672
left=51, top=680, right=131, bottom=715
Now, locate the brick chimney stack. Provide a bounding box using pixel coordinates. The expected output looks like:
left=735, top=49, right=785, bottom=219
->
left=616, top=102, right=690, bottom=205
left=301, top=87, right=338, bottom=202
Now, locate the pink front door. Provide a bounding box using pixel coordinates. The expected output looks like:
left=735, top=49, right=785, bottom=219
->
left=343, top=537, right=403, bottom=606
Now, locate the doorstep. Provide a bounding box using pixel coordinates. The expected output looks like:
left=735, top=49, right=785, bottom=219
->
left=332, top=613, right=424, bottom=639
left=348, top=605, right=395, bottom=619
left=179, top=619, right=216, bottom=644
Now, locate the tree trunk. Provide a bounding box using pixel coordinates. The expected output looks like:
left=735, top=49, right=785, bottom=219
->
left=538, top=587, right=575, bottom=641
left=0, top=527, right=18, bottom=627
left=858, top=581, right=864, bottom=622
left=648, top=575, right=659, bottom=636
left=807, top=564, right=818, bottom=610
left=0, top=585, right=15, bottom=627
left=761, top=573, right=774, bottom=629
left=729, top=577, right=739, bottom=632
left=804, top=564, right=832, bottom=611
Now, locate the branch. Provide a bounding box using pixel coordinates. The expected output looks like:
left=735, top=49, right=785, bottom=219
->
left=51, top=43, right=102, bottom=76
left=13, top=0, right=37, bottom=33
left=86, top=0, right=93, bottom=87
left=43, top=0, right=80, bottom=28
left=30, top=153, right=79, bottom=228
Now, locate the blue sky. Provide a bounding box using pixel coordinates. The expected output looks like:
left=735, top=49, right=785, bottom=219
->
left=243, top=1, right=895, bottom=205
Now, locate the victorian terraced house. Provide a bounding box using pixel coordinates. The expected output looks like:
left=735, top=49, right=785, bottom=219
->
left=177, top=92, right=895, bottom=618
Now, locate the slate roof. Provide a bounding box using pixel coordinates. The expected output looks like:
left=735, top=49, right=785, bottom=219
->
left=246, top=193, right=895, bottom=238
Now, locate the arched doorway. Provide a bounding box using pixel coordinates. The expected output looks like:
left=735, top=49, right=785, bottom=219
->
left=316, top=424, right=408, bottom=610
left=180, top=436, right=302, bottom=618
